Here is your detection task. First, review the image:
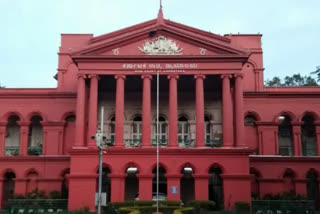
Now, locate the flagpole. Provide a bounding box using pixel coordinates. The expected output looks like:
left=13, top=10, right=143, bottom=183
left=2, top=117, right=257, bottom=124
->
left=156, top=68, right=160, bottom=213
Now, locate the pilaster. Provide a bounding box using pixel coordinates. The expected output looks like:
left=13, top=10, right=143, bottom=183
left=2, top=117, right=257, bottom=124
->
left=18, top=121, right=30, bottom=156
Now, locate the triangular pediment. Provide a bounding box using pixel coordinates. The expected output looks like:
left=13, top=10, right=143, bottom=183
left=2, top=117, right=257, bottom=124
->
left=71, top=18, right=249, bottom=58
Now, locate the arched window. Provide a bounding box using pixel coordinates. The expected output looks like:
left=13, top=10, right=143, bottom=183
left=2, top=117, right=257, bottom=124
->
left=301, top=115, right=317, bottom=156
left=28, top=115, right=43, bottom=156
left=178, top=116, right=190, bottom=146
left=63, top=115, right=76, bottom=154
left=153, top=116, right=168, bottom=146
left=5, top=115, right=20, bottom=156
left=245, top=115, right=258, bottom=153
left=278, top=115, right=293, bottom=156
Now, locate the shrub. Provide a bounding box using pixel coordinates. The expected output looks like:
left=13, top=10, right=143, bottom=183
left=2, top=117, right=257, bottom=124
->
left=117, top=206, right=181, bottom=214
left=234, top=201, right=250, bottom=212
left=187, top=200, right=216, bottom=211
left=49, top=190, right=61, bottom=199
left=14, top=194, right=25, bottom=199
left=133, top=200, right=154, bottom=207
left=111, top=201, right=135, bottom=208
left=159, top=200, right=182, bottom=207
left=173, top=207, right=194, bottom=214
left=119, top=207, right=139, bottom=214
left=25, top=188, right=47, bottom=199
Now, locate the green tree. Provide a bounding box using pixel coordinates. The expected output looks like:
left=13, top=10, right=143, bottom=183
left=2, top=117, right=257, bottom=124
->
left=265, top=73, right=318, bottom=86
left=265, top=76, right=282, bottom=86
left=311, top=66, right=320, bottom=82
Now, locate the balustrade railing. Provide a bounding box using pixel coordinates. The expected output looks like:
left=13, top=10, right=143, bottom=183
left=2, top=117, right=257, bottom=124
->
left=205, top=138, right=223, bottom=147
left=251, top=200, right=316, bottom=214
left=5, top=146, right=19, bottom=156
left=124, top=139, right=141, bottom=147
left=151, top=138, right=168, bottom=146
left=6, top=199, right=68, bottom=213
left=178, top=138, right=195, bottom=147
left=27, top=144, right=43, bottom=156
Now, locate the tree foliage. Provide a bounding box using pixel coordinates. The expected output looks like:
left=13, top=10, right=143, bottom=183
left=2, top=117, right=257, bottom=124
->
left=311, top=66, right=320, bottom=82
left=265, top=73, right=318, bottom=86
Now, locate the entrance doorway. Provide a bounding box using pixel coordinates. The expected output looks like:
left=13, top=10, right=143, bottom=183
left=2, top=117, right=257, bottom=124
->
left=2, top=171, right=15, bottom=208
left=96, top=167, right=111, bottom=203
left=208, top=166, right=223, bottom=209
left=180, top=167, right=194, bottom=204
left=125, top=167, right=139, bottom=200
left=152, top=167, right=167, bottom=195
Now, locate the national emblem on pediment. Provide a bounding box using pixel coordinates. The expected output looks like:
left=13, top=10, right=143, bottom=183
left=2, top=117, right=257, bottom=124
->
left=138, top=35, right=183, bottom=55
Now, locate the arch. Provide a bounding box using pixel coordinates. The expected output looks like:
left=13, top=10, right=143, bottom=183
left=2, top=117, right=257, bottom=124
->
left=63, top=60, right=76, bottom=70
left=60, top=168, right=70, bottom=177
left=244, top=111, right=261, bottom=121
left=1, top=111, right=24, bottom=122
left=152, top=114, right=168, bottom=121
left=207, top=163, right=225, bottom=174
left=1, top=168, right=17, bottom=177
left=204, top=113, right=213, bottom=121
left=306, top=168, right=319, bottom=179
left=107, top=114, right=116, bottom=121
left=26, top=112, right=46, bottom=122
left=178, top=114, right=190, bottom=121
left=179, top=162, right=197, bottom=174
left=299, top=111, right=320, bottom=122
left=61, top=112, right=76, bottom=121
left=122, top=162, right=142, bottom=174
left=282, top=168, right=296, bottom=178
left=95, top=162, right=113, bottom=174
left=246, top=59, right=258, bottom=70
left=24, top=168, right=40, bottom=177
left=130, top=114, right=142, bottom=121
left=273, top=111, right=297, bottom=122
left=150, top=162, right=168, bottom=173
left=250, top=167, right=262, bottom=178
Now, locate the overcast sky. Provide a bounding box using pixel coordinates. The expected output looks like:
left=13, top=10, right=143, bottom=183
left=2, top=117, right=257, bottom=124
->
left=1, top=0, right=319, bottom=88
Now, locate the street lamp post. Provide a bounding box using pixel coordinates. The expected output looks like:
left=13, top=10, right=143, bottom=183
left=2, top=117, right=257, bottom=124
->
left=92, top=106, right=111, bottom=214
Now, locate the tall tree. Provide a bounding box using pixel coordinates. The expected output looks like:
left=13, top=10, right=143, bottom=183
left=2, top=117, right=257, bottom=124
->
left=311, top=66, right=320, bottom=82
left=265, top=73, right=318, bottom=86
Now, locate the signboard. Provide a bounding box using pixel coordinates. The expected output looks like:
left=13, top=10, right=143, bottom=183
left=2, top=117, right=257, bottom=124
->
left=95, top=192, right=107, bottom=206
left=170, top=186, right=178, bottom=194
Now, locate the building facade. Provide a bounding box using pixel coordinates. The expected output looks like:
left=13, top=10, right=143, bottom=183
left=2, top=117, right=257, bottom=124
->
left=0, top=11, right=319, bottom=210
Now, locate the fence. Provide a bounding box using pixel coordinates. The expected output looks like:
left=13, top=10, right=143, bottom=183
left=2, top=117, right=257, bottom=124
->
left=252, top=200, right=317, bottom=214
left=6, top=199, right=68, bottom=213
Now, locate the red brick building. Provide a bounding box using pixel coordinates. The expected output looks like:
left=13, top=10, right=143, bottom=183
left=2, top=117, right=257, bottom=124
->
left=0, top=10, right=319, bottom=210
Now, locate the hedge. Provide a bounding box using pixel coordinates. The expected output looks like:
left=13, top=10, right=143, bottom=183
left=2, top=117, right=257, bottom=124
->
left=173, top=207, right=194, bottom=214
left=187, top=200, right=216, bottom=210
left=234, top=201, right=250, bottom=212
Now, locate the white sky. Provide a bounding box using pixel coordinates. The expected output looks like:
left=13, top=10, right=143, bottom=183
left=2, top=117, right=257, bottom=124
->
left=1, top=0, right=319, bottom=88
